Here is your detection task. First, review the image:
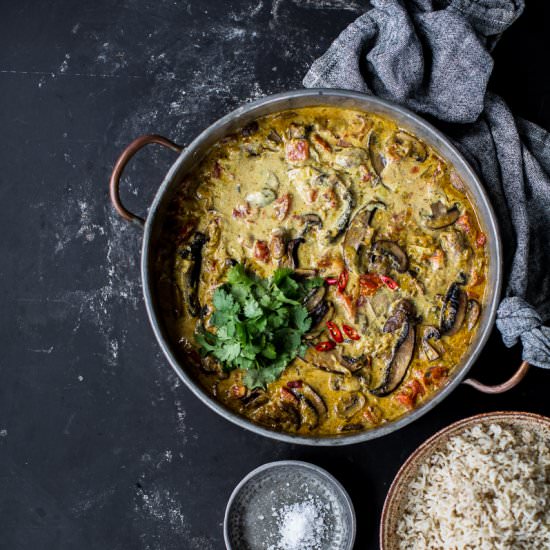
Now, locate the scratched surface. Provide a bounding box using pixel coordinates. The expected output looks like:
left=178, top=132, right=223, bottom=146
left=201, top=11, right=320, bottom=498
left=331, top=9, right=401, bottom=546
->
left=0, top=1, right=549, bottom=549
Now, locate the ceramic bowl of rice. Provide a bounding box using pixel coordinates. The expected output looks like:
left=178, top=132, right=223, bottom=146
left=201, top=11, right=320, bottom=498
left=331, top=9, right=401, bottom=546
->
left=380, top=411, right=550, bottom=550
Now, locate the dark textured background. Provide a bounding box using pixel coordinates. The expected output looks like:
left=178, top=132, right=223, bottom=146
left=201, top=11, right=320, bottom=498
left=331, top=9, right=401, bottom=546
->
left=1, top=1, right=549, bottom=549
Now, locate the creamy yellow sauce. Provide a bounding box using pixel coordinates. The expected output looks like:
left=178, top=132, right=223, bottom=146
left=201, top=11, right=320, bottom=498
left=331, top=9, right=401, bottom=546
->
left=155, top=107, right=488, bottom=436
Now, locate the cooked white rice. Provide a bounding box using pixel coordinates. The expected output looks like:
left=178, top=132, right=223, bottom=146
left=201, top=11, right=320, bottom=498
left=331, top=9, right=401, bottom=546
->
left=395, top=422, right=550, bottom=549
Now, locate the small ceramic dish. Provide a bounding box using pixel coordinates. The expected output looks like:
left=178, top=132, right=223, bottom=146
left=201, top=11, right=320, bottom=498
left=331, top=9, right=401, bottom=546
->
left=224, top=460, right=356, bottom=550
left=380, top=411, right=550, bottom=549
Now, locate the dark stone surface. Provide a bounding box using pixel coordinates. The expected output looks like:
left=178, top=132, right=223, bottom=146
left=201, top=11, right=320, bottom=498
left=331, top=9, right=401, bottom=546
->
left=1, top=1, right=548, bottom=549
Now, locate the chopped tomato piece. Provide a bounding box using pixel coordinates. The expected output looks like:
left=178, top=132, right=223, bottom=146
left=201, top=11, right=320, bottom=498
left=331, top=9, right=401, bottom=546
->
left=407, top=379, right=425, bottom=398
left=456, top=213, right=472, bottom=233
left=232, top=203, right=251, bottom=218
left=359, top=164, right=373, bottom=182
left=476, top=232, right=487, bottom=248
left=336, top=290, right=356, bottom=320
left=429, top=249, right=445, bottom=270
left=253, top=240, right=270, bottom=262
left=273, top=193, right=292, bottom=221
left=326, top=321, right=343, bottom=343
left=359, top=273, right=382, bottom=295
left=342, top=324, right=360, bottom=340
left=470, top=270, right=485, bottom=287
left=285, top=139, right=310, bottom=162
left=321, top=188, right=338, bottom=209
left=395, top=393, right=414, bottom=409
left=315, top=341, right=336, bottom=352
left=423, top=366, right=449, bottom=386
left=231, top=385, right=247, bottom=398
left=362, top=405, right=381, bottom=424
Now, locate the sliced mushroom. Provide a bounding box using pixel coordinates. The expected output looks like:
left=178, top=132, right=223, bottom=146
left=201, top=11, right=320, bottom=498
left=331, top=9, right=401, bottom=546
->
left=298, top=398, right=319, bottom=430
left=368, top=132, right=386, bottom=177
left=390, top=131, right=427, bottom=162
left=466, top=299, right=481, bottom=331
left=354, top=365, right=371, bottom=387
left=265, top=171, right=280, bottom=191
left=301, top=213, right=323, bottom=235
left=370, top=320, right=416, bottom=396
left=303, top=346, right=351, bottom=375
left=242, top=142, right=263, bottom=157
left=286, top=237, right=304, bottom=269
left=336, top=392, right=366, bottom=419
left=269, top=229, right=287, bottom=260
left=289, top=383, right=327, bottom=419
left=372, top=240, right=409, bottom=273
left=178, top=231, right=207, bottom=317
left=267, top=129, right=282, bottom=144
left=342, top=205, right=376, bottom=273
left=303, top=285, right=326, bottom=313
left=339, top=354, right=370, bottom=373
left=242, top=389, right=269, bottom=409
left=241, top=121, right=259, bottom=136
left=327, top=179, right=355, bottom=243
left=334, top=147, right=368, bottom=168
left=338, top=423, right=365, bottom=433
left=382, top=299, right=416, bottom=334
left=329, top=374, right=361, bottom=392
left=306, top=301, right=334, bottom=337
left=245, top=188, right=277, bottom=207
left=250, top=401, right=300, bottom=431
left=199, top=355, right=223, bottom=375
left=294, top=268, right=317, bottom=277
left=440, top=283, right=468, bottom=335
left=288, top=122, right=306, bottom=139
left=456, top=271, right=468, bottom=285
left=421, top=326, right=441, bottom=362
left=425, top=201, right=460, bottom=230
left=366, top=200, right=387, bottom=214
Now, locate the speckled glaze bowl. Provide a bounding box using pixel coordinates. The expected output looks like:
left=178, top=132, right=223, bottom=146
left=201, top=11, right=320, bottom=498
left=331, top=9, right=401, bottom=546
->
left=224, top=460, right=356, bottom=550
left=380, top=411, right=550, bottom=550
left=110, top=89, right=531, bottom=445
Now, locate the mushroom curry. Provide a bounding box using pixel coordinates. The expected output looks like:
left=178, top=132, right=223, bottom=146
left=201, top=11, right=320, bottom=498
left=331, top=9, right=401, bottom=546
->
left=156, top=107, right=488, bottom=436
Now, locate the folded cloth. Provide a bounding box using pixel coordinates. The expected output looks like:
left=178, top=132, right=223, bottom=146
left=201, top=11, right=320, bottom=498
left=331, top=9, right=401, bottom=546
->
left=304, top=0, right=550, bottom=368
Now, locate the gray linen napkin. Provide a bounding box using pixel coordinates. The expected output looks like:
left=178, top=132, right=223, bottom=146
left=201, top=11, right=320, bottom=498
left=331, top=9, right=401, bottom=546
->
left=303, top=0, right=550, bottom=369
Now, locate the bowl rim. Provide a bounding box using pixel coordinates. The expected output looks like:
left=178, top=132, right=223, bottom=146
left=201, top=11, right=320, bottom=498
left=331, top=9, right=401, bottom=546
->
left=141, top=88, right=503, bottom=446
left=223, top=459, right=357, bottom=550
left=379, top=410, right=550, bottom=549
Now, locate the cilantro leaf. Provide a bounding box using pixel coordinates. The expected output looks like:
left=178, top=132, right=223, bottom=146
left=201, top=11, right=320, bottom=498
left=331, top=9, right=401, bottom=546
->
left=195, top=263, right=322, bottom=389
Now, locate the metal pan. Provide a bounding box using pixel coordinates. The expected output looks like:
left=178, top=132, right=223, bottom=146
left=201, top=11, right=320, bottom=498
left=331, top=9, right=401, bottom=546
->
left=109, top=89, right=529, bottom=445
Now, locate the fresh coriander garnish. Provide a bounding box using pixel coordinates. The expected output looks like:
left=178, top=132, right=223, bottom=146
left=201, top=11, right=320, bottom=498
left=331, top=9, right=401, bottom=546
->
left=196, top=263, right=323, bottom=389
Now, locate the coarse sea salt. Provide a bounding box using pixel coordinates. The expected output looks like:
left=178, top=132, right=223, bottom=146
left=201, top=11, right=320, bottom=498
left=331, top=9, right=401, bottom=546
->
left=267, top=498, right=328, bottom=550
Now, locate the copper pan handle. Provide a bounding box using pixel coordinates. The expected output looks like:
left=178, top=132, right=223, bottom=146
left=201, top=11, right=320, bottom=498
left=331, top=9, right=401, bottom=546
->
left=462, top=360, right=531, bottom=394
left=109, top=135, right=183, bottom=227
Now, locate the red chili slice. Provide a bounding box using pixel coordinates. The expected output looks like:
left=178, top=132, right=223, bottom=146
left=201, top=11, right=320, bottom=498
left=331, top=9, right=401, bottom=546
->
left=380, top=274, right=399, bottom=290
left=325, top=277, right=338, bottom=286
left=326, top=321, right=343, bottom=343
left=342, top=324, right=360, bottom=340
left=315, top=341, right=336, bottom=352
left=286, top=380, right=303, bottom=389
left=337, top=269, right=349, bottom=292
